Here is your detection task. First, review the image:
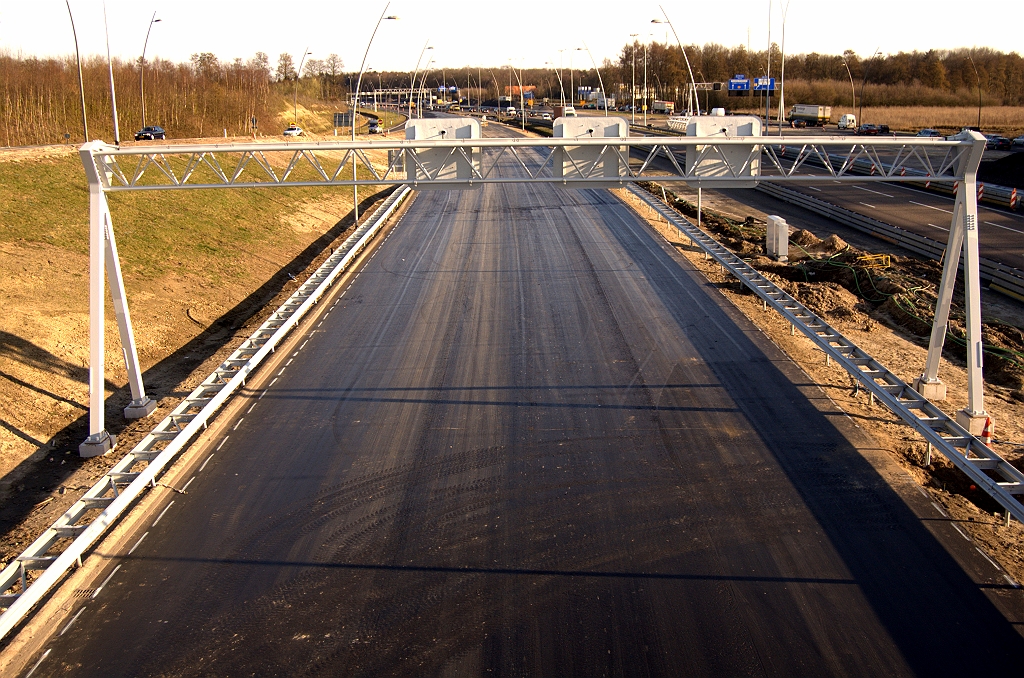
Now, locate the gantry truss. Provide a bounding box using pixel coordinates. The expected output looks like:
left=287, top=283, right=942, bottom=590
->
left=84, top=135, right=977, bottom=191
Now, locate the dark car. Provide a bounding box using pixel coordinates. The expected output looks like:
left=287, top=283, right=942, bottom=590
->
left=1013, top=135, right=1024, bottom=151
left=134, top=125, right=165, bottom=141
left=790, top=119, right=808, bottom=128
left=856, top=123, right=891, bottom=136
left=985, top=134, right=1011, bottom=151
left=916, top=128, right=943, bottom=137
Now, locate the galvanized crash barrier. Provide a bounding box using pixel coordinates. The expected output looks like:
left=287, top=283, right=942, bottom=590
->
left=754, top=182, right=1024, bottom=299
left=0, top=185, right=412, bottom=642
left=627, top=183, right=1024, bottom=523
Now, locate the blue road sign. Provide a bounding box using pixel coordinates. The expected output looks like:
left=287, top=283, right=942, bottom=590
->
left=753, top=77, right=776, bottom=92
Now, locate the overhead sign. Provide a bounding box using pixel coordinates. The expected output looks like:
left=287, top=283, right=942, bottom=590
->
left=753, top=77, right=776, bottom=92
left=728, top=75, right=750, bottom=91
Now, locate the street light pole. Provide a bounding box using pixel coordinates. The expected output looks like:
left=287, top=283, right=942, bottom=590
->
left=644, top=37, right=649, bottom=126
left=65, top=0, right=89, bottom=141
left=968, top=51, right=982, bottom=129
left=630, top=34, right=638, bottom=124
left=103, top=1, right=120, bottom=145
left=294, top=48, right=311, bottom=124
left=777, top=0, right=790, bottom=135
left=353, top=5, right=398, bottom=224
left=409, top=43, right=432, bottom=120
left=139, top=12, right=161, bottom=130
left=858, top=48, right=881, bottom=126
left=578, top=44, right=608, bottom=116
left=653, top=7, right=700, bottom=115
left=841, top=57, right=856, bottom=118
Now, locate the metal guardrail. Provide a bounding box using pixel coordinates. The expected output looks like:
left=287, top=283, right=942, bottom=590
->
left=754, top=182, right=1024, bottom=299
left=0, top=185, right=412, bottom=643
left=627, top=183, right=1024, bottom=521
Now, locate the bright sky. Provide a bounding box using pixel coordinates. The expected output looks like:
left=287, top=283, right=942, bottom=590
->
left=1, top=1, right=1017, bottom=74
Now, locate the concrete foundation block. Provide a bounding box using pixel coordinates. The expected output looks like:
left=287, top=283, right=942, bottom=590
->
left=124, top=397, right=158, bottom=420
left=79, top=430, right=116, bottom=458
left=956, top=410, right=990, bottom=436
left=913, top=377, right=947, bottom=401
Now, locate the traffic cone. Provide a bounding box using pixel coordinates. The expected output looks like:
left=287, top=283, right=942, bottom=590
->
left=981, top=417, right=993, bottom=447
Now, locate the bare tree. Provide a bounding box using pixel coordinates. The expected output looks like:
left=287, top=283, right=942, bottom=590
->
left=325, top=54, right=344, bottom=77
left=276, top=53, right=296, bottom=82
left=303, top=59, right=325, bottom=78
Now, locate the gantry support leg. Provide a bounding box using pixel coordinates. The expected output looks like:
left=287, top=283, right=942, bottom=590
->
left=79, top=168, right=115, bottom=458
left=104, top=210, right=156, bottom=420
left=915, top=132, right=990, bottom=434
left=78, top=144, right=154, bottom=457
left=914, top=190, right=964, bottom=401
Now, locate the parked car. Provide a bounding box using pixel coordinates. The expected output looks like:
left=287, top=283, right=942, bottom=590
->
left=856, top=123, right=890, bottom=136
left=1013, top=135, right=1024, bottom=151
left=985, top=134, right=1011, bottom=151
left=134, top=125, right=165, bottom=141
left=790, top=119, right=807, bottom=128
left=916, top=128, right=943, bottom=137
left=283, top=124, right=303, bottom=137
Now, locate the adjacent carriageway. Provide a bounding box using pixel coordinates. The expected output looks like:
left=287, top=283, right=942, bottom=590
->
left=21, top=126, right=1024, bottom=676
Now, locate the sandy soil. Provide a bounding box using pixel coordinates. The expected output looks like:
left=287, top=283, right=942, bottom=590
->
left=614, top=185, right=1024, bottom=585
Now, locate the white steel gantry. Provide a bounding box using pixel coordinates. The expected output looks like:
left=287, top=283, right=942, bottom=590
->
left=0, top=121, right=1011, bottom=648
left=77, top=125, right=992, bottom=454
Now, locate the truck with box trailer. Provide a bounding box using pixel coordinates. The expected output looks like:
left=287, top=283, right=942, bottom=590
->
left=786, top=104, right=832, bottom=126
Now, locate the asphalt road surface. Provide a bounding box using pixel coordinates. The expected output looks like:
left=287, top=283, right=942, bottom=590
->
left=28, top=130, right=1024, bottom=676
left=770, top=180, right=1024, bottom=272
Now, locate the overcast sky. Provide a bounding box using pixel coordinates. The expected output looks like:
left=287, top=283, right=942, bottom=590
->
left=1, top=1, right=1017, bottom=74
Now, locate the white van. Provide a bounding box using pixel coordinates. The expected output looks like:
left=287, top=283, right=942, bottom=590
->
left=506, top=106, right=516, bottom=116
left=563, top=106, right=577, bottom=117
left=838, top=114, right=857, bottom=130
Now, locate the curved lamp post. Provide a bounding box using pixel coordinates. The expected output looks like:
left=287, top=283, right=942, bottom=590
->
left=577, top=44, right=608, bottom=116
left=546, top=61, right=566, bottom=107
left=409, top=42, right=432, bottom=120
left=629, top=34, right=639, bottom=124
left=294, top=48, right=311, bottom=124
left=652, top=7, right=699, bottom=115
left=858, top=48, right=881, bottom=125
left=777, top=0, right=791, bottom=136
left=417, top=58, right=435, bottom=118
left=352, top=5, right=398, bottom=223
left=65, top=0, right=89, bottom=141
left=967, top=51, right=982, bottom=129
left=139, top=12, right=161, bottom=129
left=841, top=57, right=856, bottom=117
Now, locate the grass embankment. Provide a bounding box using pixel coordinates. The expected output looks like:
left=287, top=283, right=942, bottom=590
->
left=0, top=147, right=389, bottom=467
left=276, top=99, right=406, bottom=136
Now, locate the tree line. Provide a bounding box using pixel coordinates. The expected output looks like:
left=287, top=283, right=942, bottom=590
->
left=2, top=43, right=1021, bottom=146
